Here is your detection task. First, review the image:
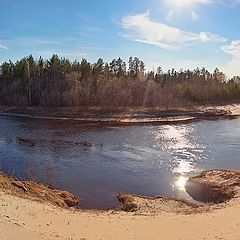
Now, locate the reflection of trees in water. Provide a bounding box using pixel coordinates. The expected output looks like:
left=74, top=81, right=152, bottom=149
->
left=17, top=137, right=94, bottom=150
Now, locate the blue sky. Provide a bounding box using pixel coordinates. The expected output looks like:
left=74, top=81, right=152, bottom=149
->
left=1, top=0, right=240, bottom=76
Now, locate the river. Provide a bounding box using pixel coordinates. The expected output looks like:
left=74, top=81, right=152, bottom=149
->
left=0, top=115, right=239, bottom=209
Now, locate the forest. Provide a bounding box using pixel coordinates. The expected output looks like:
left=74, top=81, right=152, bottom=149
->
left=0, top=55, right=240, bottom=109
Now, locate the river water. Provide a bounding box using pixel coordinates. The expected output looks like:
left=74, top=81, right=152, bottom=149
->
left=0, top=115, right=239, bottom=209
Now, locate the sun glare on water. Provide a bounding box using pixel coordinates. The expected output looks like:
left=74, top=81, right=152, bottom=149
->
left=175, top=175, right=188, bottom=191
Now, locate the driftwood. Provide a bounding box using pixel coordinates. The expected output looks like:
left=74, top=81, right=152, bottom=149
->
left=12, top=181, right=28, bottom=192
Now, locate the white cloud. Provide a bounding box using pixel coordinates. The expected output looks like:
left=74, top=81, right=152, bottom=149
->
left=190, top=0, right=215, bottom=3
left=199, top=32, right=225, bottom=42
left=191, top=11, right=199, bottom=21
left=120, top=12, right=227, bottom=50
left=0, top=44, right=9, bottom=50
left=166, top=10, right=174, bottom=22
left=221, top=40, right=240, bottom=76
left=166, top=0, right=216, bottom=7
left=221, top=40, right=240, bottom=56
left=187, top=0, right=214, bottom=3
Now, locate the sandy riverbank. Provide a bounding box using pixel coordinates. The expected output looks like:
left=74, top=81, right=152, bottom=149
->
left=0, top=104, right=239, bottom=124
left=0, top=169, right=240, bottom=240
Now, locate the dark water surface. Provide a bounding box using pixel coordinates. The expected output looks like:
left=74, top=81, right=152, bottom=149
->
left=0, top=116, right=239, bottom=209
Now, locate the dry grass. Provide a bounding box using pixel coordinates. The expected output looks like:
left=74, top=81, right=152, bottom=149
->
left=0, top=171, right=78, bottom=209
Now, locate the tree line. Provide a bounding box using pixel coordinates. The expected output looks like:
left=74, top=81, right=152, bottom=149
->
left=0, top=55, right=240, bottom=108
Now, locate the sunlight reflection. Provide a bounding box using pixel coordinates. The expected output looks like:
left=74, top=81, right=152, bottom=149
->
left=175, top=175, right=188, bottom=191
left=153, top=125, right=195, bottom=150
left=151, top=124, right=204, bottom=174
left=174, top=160, right=195, bottom=174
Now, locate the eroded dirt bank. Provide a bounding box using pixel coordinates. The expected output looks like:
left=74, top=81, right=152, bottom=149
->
left=1, top=169, right=240, bottom=214
left=0, top=172, right=78, bottom=208
left=117, top=170, right=240, bottom=215
left=1, top=169, right=240, bottom=240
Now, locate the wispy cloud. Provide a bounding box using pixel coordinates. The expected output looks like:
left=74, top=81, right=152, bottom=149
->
left=191, top=11, right=199, bottom=21
left=16, top=38, right=60, bottom=46
left=69, top=25, right=103, bottom=38
left=221, top=40, right=240, bottom=56
left=0, top=38, right=60, bottom=48
left=188, top=0, right=215, bottom=3
left=166, top=11, right=174, bottom=22
left=120, top=12, right=226, bottom=50
left=184, top=0, right=214, bottom=3
left=0, top=43, right=9, bottom=50
left=35, top=51, right=88, bottom=58
left=166, top=0, right=217, bottom=7
left=221, top=40, right=240, bottom=76
left=165, top=0, right=240, bottom=8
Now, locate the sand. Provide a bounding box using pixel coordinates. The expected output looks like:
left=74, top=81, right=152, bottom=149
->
left=208, top=103, right=240, bottom=117
left=1, top=169, right=240, bottom=240
left=0, top=191, right=240, bottom=240
left=0, top=104, right=239, bottom=240
left=0, top=103, right=239, bottom=124
left=228, top=104, right=240, bottom=116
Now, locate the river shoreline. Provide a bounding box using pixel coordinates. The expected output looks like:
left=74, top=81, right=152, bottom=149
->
left=1, top=169, right=239, bottom=213
left=1, top=106, right=240, bottom=239
left=0, top=169, right=240, bottom=239
left=0, top=103, right=240, bottom=124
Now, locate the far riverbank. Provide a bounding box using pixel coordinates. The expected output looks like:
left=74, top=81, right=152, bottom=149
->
left=0, top=103, right=239, bottom=124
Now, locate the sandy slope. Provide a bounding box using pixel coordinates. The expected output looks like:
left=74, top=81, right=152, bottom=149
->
left=211, top=104, right=240, bottom=116
left=1, top=169, right=240, bottom=240
left=0, top=191, right=240, bottom=240
left=229, top=104, right=240, bottom=116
